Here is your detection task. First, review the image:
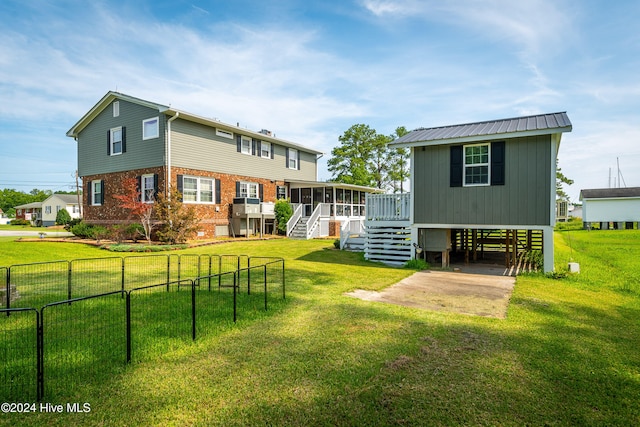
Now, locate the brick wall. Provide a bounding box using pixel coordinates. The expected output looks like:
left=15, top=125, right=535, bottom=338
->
left=83, top=167, right=284, bottom=239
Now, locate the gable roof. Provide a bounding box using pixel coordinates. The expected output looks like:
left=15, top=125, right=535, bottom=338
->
left=390, top=112, right=572, bottom=148
left=580, top=187, right=640, bottom=200
left=66, top=91, right=323, bottom=155
left=45, top=194, right=81, bottom=205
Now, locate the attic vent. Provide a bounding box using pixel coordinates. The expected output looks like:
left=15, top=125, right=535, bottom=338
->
left=259, top=129, right=272, bottom=136
left=216, top=128, right=234, bottom=139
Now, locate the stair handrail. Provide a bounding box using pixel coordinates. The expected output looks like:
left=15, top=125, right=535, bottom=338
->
left=286, top=204, right=303, bottom=237
left=340, top=218, right=351, bottom=249
left=305, top=204, right=322, bottom=239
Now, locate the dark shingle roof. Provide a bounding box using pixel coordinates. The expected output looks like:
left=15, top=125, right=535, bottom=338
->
left=580, top=187, right=640, bottom=200
left=391, top=112, right=572, bottom=147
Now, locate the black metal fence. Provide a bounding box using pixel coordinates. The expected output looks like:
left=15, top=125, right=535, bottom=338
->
left=1, top=254, right=285, bottom=401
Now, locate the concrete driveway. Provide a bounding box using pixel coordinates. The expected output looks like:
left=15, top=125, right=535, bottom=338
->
left=345, top=263, right=516, bottom=318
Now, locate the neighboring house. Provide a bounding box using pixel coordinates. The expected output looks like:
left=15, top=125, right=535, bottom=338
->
left=579, top=187, right=640, bottom=229
left=14, top=202, right=43, bottom=226
left=0, top=208, right=9, bottom=225
left=380, top=112, right=572, bottom=273
left=66, top=91, right=377, bottom=238
left=41, top=194, right=82, bottom=226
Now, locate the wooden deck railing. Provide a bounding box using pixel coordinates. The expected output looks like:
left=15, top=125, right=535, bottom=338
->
left=365, top=193, right=410, bottom=221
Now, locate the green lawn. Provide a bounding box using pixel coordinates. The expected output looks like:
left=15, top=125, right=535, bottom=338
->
left=1, top=232, right=639, bottom=426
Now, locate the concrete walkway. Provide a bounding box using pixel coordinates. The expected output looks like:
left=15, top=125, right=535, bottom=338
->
left=345, top=263, right=516, bottom=318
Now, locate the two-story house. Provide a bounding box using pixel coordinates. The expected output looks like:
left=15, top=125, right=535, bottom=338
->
left=384, top=112, right=572, bottom=273
left=66, top=91, right=377, bottom=238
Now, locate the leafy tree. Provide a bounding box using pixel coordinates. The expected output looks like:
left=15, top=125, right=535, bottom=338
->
left=112, top=178, right=155, bottom=243
left=386, top=126, right=411, bottom=193
left=55, top=208, right=72, bottom=225
left=154, top=185, right=201, bottom=244
left=556, top=160, right=574, bottom=200
left=328, top=124, right=378, bottom=187
left=274, top=199, right=293, bottom=235
left=329, top=124, right=411, bottom=192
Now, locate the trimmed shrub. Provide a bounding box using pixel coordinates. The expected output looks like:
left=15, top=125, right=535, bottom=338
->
left=275, top=199, right=293, bottom=235
left=10, top=219, right=30, bottom=226
left=55, top=209, right=72, bottom=225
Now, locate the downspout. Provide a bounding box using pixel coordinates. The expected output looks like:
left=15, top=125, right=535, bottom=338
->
left=166, top=112, right=180, bottom=194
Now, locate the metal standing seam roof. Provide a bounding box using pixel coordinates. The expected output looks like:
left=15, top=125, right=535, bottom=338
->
left=391, top=112, right=572, bottom=146
left=580, top=187, right=640, bottom=200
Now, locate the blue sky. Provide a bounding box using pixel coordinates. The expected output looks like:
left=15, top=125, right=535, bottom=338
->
left=1, top=0, right=639, bottom=202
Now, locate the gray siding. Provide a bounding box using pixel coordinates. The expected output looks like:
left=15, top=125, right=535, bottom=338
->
left=413, top=135, right=552, bottom=226
left=77, top=100, right=165, bottom=176
left=170, top=119, right=316, bottom=181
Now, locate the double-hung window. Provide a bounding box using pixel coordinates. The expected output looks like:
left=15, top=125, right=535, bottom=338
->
left=241, top=136, right=252, bottom=155
left=261, top=141, right=271, bottom=158
left=239, top=182, right=259, bottom=198
left=109, top=127, right=123, bottom=155
left=288, top=148, right=298, bottom=169
left=45, top=206, right=52, bottom=214
left=141, top=174, right=156, bottom=202
left=92, top=180, right=103, bottom=205
left=182, top=176, right=215, bottom=203
left=142, top=117, right=159, bottom=140
left=463, top=144, right=490, bottom=186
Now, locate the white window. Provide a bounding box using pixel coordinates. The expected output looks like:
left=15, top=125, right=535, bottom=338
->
left=182, top=176, right=215, bottom=204
left=241, top=136, right=252, bottom=155
left=92, top=180, right=103, bottom=206
left=464, top=143, right=490, bottom=186
left=73, top=205, right=79, bottom=214
left=113, top=101, right=119, bottom=117
left=56, top=205, right=61, bottom=213
left=141, top=174, right=155, bottom=202
left=143, top=117, right=159, bottom=140
left=239, top=182, right=259, bottom=199
left=288, top=148, right=298, bottom=169
left=110, top=127, right=123, bottom=155
left=216, top=128, right=234, bottom=139
left=45, top=206, right=52, bottom=214
left=261, top=141, right=271, bottom=158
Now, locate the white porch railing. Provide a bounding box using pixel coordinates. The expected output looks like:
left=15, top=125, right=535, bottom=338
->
left=365, top=193, right=410, bottom=221
left=340, top=218, right=365, bottom=249
left=305, top=204, right=322, bottom=239
left=286, top=204, right=303, bottom=237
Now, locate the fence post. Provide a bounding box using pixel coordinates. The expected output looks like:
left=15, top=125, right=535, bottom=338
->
left=233, top=272, right=237, bottom=323
left=263, top=265, right=267, bottom=311
left=247, top=257, right=251, bottom=295
left=121, top=258, right=125, bottom=293
left=36, top=310, right=43, bottom=401
left=218, top=256, right=222, bottom=290
left=208, top=255, right=212, bottom=291
left=191, top=280, right=196, bottom=341
left=126, top=292, right=131, bottom=363
left=5, top=268, right=9, bottom=312
left=166, top=256, right=171, bottom=291
left=67, top=261, right=72, bottom=301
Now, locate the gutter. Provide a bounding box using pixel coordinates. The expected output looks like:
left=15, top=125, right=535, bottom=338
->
left=166, top=112, right=180, bottom=193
